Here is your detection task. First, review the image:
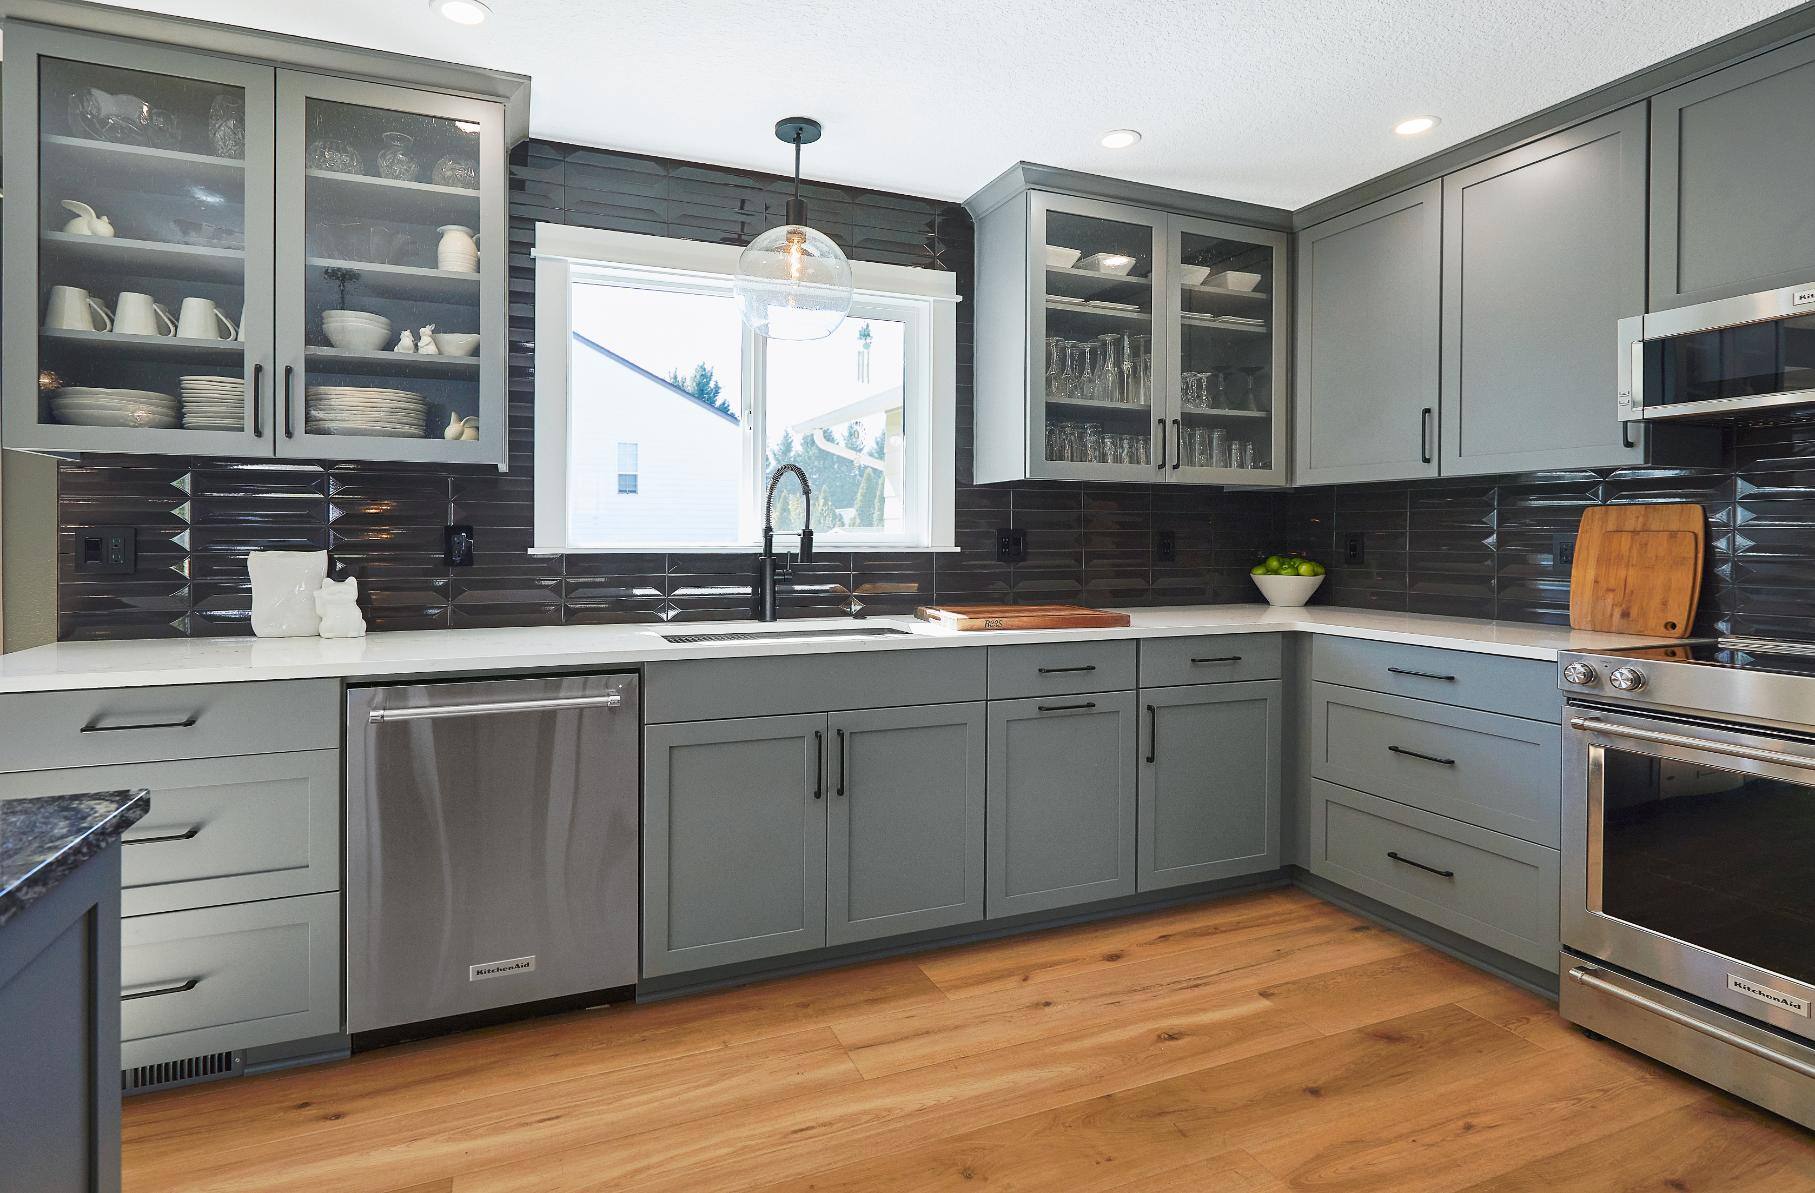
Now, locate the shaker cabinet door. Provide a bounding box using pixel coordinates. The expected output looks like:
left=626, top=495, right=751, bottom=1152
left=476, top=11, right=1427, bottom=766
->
left=1439, top=104, right=1647, bottom=476
left=1137, top=681, right=1281, bottom=892
left=643, top=714, right=827, bottom=977
left=826, top=703, right=986, bottom=946
left=1651, top=37, right=1815, bottom=310
left=1293, top=181, right=1442, bottom=484
left=986, top=692, right=1138, bottom=918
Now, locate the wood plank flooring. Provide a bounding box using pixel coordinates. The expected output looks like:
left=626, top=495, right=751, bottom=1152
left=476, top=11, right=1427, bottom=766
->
left=121, top=887, right=1815, bottom=1192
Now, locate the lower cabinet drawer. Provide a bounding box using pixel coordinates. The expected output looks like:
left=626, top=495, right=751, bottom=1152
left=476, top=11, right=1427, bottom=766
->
left=987, top=640, right=1138, bottom=699
left=1139, top=634, right=1283, bottom=688
left=1307, top=780, right=1559, bottom=970
left=1309, top=683, right=1561, bottom=845
left=0, top=751, right=341, bottom=916
left=119, top=892, right=341, bottom=1068
left=1311, top=636, right=1560, bottom=722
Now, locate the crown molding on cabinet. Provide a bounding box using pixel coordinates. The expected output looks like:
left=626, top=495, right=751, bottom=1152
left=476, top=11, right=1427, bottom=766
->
left=965, top=161, right=1293, bottom=231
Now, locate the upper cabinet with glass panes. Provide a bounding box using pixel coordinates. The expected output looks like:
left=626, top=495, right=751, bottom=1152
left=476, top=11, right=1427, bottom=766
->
left=967, top=169, right=1291, bottom=486
left=2, top=24, right=517, bottom=467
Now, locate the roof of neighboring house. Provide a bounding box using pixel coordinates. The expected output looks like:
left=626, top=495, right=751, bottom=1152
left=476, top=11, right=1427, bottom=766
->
left=571, top=331, right=739, bottom=424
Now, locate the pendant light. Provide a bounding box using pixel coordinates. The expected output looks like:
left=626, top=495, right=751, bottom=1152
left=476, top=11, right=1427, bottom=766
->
left=735, top=117, right=853, bottom=341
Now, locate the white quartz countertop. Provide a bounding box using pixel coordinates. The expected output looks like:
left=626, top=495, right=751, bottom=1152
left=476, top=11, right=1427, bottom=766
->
left=0, top=605, right=1674, bottom=694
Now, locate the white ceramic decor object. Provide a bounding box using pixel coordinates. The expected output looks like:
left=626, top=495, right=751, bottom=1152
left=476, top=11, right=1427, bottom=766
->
left=60, top=199, right=115, bottom=237
left=416, top=325, right=439, bottom=354
left=314, top=576, right=367, bottom=639
left=249, top=550, right=328, bottom=637
left=436, top=225, right=479, bottom=272
left=1251, top=573, right=1324, bottom=607
left=394, top=329, right=415, bottom=353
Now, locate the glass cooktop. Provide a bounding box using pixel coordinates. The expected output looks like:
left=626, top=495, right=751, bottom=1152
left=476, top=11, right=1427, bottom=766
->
left=1610, top=637, right=1815, bottom=679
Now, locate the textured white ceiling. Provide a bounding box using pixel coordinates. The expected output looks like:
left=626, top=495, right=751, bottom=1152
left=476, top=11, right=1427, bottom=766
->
left=84, top=0, right=1804, bottom=207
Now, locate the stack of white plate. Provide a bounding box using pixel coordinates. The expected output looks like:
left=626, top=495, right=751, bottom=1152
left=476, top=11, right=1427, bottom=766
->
left=179, top=375, right=246, bottom=430
left=305, top=386, right=427, bottom=438
left=51, top=387, right=179, bottom=429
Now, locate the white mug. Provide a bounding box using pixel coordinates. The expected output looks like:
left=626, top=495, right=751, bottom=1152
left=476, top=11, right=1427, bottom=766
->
left=115, top=292, right=177, bottom=337
left=176, top=296, right=238, bottom=340
left=44, top=285, right=111, bottom=332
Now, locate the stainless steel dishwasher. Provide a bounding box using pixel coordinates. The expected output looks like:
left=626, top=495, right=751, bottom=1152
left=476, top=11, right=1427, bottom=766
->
left=346, top=674, right=638, bottom=1039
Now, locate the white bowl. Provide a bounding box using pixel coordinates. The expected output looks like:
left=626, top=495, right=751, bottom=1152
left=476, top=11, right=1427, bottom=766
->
left=1207, top=270, right=1262, bottom=292
left=1076, top=252, right=1136, bottom=276
left=1045, top=245, right=1082, bottom=269
left=1251, top=573, right=1324, bottom=607
left=323, top=309, right=389, bottom=324
left=431, top=332, right=480, bottom=357
left=323, top=320, right=391, bottom=352
left=1179, top=265, right=1211, bottom=285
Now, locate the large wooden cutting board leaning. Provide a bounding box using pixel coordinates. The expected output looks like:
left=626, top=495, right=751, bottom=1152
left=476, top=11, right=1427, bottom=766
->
left=1568, top=503, right=1705, bottom=638
left=914, top=603, right=1133, bottom=631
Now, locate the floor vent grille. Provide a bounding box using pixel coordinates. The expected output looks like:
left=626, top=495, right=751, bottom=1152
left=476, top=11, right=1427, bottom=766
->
left=122, top=1050, right=243, bottom=1094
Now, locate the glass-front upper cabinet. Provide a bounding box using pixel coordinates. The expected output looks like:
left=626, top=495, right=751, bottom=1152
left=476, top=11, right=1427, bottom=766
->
left=275, top=73, right=506, bottom=463
left=1029, top=193, right=1166, bottom=482
left=1167, top=215, right=1288, bottom=485
left=2, top=28, right=276, bottom=456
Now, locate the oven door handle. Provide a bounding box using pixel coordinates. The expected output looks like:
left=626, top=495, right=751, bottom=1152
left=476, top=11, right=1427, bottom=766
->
left=1567, top=966, right=1815, bottom=1081
left=1569, top=717, right=1815, bottom=772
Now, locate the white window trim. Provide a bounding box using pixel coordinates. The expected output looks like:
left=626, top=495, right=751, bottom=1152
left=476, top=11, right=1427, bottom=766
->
left=533, top=224, right=957, bottom=554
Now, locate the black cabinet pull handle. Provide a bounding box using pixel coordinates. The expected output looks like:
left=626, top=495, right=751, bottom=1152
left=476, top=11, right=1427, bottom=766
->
left=1156, top=418, right=1167, bottom=471
left=1621, top=421, right=1636, bottom=450
left=836, top=728, right=847, bottom=797
left=80, top=715, right=199, bottom=734
left=1037, top=665, right=1096, bottom=675
left=1389, top=744, right=1457, bottom=766
left=1190, top=656, right=1243, bottom=665
left=1145, top=704, right=1157, bottom=764
left=813, top=730, right=824, bottom=800
left=122, top=978, right=200, bottom=1002
left=1171, top=418, right=1182, bottom=470
left=1037, top=701, right=1097, bottom=713
left=251, top=363, right=264, bottom=438
left=124, top=826, right=202, bottom=846
left=1387, top=666, right=1455, bottom=682
left=1388, top=851, right=1455, bottom=879
left=283, top=365, right=296, bottom=439
left=1419, top=407, right=1433, bottom=464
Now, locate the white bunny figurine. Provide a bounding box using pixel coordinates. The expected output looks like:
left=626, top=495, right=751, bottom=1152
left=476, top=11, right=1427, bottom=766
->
left=416, top=324, right=440, bottom=354
left=393, top=328, right=415, bottom=353
left=314, top=576, right=367, bottom=639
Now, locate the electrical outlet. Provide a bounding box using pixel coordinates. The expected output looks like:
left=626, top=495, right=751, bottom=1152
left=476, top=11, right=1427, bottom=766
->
left=444, top=525, right=475, bottom=568
left=1552, top=533, right=1577, bottom=571
left=1154, top=530, right=1177, bottom=564
left=75, top=526, right=135, bottom=575
left=1342, top=532, right=1365, bottom=565
left=995, top=527, right=1027, bottom=565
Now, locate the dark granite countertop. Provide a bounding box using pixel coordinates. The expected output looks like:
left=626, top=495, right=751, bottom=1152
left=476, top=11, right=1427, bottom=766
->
left=0, top=790, right=147, bottom=927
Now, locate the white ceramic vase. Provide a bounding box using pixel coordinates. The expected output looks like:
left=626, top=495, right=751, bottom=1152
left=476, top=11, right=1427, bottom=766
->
left=249, top=550, right=328, bottom=637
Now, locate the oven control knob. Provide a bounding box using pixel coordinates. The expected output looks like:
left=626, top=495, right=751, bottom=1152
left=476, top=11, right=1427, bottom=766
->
left=1609, top=666, right=1647, bottom=692
left=1562, top=662, right=1599, bottom=686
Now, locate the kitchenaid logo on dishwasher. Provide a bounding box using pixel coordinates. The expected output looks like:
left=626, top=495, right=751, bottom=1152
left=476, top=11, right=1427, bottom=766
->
left=470, top=956, right=537, bottom=982
left=1729, top=974, right=1810, bottom=1016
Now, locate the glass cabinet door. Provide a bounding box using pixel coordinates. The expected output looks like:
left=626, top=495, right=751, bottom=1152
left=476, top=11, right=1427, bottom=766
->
left=2, top=29, right=275, bottom=456
left=1029, top=194, right=1166, bottom=481
left=274, top=73, right=506, bottom=464
left=1166, top=215, right=1287, bottom=485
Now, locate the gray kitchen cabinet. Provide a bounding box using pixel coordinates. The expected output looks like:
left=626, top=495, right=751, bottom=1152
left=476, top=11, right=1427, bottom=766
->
left=1138, top=681, right=1281, bottom=892
left=1651, top=36, right=1815, bottom=310
left=1293, top=181, right=1442, bottom=484
left=826, top=703, right=986, bottom=946
left=987, top=692, right=1138, bottom=918
left=1439, top=105, right=1647, bottom=475
left=643, top=714, right=828, bottom=978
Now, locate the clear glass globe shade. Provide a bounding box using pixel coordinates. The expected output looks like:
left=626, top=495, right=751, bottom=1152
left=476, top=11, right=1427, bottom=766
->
left=734, top=223, right=853, bottom=340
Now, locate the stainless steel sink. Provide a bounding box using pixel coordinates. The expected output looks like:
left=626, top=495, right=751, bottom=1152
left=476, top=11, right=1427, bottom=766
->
left=659, top=626, right=915, bottom=645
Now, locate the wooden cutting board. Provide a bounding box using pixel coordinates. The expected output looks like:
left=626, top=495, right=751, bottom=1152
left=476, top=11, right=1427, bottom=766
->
left=914, top=603, right=1133, bottom=631
left=1568, top=503, right=1705, bottom=638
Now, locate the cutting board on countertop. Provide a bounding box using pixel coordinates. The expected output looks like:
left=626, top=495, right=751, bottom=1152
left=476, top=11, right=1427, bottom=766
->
left=1569, top=503, right=1704, bottom=638
left=914, top=603, right=1133, bottom=631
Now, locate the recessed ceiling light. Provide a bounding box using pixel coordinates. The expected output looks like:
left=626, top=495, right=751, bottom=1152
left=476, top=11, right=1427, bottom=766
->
left=432, top=0, right=491, bottom=26
left=1393, top=115, right=1441, bottom=137
left=1099, top=129, right=1142, bottom=150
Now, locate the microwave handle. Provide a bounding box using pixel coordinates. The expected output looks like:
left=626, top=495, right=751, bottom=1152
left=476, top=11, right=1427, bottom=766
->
left=1616, top=314, right=1644, bottom=417
left=1570, top=717, right=1815, bottom=772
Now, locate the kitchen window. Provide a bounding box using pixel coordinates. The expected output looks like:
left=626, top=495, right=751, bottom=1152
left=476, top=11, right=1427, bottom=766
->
left=533, top=224, right=958, bottom=552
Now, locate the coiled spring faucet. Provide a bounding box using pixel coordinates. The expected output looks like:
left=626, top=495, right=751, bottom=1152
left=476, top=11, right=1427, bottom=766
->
left=754, top=464, right=814, bottom=621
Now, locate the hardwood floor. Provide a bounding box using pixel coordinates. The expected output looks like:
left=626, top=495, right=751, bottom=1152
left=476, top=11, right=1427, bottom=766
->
left=121, top=887, right=1815, bottom=1192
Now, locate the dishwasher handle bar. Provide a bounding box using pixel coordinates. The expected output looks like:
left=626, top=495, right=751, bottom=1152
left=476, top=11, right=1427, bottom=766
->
left=368, top=692, right=624, bottom=723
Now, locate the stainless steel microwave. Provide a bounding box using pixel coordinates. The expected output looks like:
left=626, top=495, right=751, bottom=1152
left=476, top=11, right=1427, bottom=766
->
left=1619, top=281, right=1815, bottom=421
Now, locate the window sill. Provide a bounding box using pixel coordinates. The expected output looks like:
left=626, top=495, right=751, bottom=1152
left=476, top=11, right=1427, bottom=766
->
left=530, top=545, right=963, bottom=555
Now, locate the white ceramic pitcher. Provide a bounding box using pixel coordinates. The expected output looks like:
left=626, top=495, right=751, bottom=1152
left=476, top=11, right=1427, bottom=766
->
left=436, top=224, right=479, bottom=272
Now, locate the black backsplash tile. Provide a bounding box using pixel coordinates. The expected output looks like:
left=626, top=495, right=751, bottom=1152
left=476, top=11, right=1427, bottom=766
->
left=51, top=140, right=1815, bottom=642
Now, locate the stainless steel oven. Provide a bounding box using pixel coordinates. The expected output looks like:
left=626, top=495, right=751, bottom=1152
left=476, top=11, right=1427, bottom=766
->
left=1563, top=700, right=1815, bottom=1124
left=1619, top=280, right=1815, bottom=422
